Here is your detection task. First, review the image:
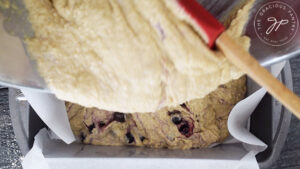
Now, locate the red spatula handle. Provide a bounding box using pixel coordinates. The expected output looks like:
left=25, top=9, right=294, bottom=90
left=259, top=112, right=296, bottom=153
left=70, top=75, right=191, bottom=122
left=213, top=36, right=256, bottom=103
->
left=179, top=0, right=300, bottom=119
left=177, top=0, right=225, bottom=47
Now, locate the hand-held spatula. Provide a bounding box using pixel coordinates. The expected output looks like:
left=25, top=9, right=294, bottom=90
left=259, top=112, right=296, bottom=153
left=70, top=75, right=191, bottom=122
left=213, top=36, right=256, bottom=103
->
left=178, top=0, right=300, bottom=118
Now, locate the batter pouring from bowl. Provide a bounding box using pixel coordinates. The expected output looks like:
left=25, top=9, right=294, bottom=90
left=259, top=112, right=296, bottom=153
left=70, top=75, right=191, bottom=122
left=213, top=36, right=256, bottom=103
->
left=23, top=0, right=253, bottom=112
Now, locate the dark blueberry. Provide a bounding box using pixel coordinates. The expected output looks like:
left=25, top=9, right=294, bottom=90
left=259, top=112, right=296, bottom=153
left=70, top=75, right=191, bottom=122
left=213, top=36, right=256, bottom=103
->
left=180, top=103, right=187, bottom=109
left=113, top=112, right=125, bottom=122
left=140, top=136, right=146, bottom=142
left=171, top=116, right=182, bottom=125
left=167, top=110, right=181, bottom=116
left=80, top=132, right=86, bottom=142
left=126, top=132, right=135, bottom=144
left=87, top=123, right=95, bottom=133
left=179, top=123, right=190, bottom=135
left=98, top=121, right=106, bottom=128
left=180, top=103, right=191, bottom=112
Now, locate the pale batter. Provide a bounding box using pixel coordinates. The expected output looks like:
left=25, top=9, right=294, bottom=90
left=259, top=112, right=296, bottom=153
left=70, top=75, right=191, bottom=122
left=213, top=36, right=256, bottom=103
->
left=24, top=0, right=253, bottom=112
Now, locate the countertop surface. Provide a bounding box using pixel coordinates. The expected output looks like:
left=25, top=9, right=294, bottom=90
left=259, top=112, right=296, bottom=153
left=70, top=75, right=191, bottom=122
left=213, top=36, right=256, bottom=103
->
left=0, top=58, right=300, bottom=169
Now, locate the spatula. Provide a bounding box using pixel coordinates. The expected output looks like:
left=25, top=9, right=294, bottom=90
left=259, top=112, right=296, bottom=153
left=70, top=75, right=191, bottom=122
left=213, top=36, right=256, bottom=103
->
left=178, top=0, right=300, bottom=118
left=0, top=0, right=300, bottom=115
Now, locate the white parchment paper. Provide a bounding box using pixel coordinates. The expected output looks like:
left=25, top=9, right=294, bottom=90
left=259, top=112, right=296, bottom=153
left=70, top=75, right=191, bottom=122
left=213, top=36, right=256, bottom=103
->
left=19, top=62, right=286, bottom=169
left=0, top=1, right=293, bottom=169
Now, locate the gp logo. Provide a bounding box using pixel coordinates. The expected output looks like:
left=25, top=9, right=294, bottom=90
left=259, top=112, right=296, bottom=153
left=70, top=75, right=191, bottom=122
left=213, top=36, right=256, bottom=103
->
left=254, top=1, right=299, bottom=46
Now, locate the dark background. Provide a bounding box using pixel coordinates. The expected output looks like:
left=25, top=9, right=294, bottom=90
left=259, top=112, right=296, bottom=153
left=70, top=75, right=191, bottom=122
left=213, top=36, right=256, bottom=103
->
left=0, top=57, right=300, bottom=169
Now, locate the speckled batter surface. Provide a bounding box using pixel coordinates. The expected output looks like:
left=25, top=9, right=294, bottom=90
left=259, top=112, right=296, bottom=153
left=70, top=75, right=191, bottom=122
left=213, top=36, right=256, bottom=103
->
left=67, top=77, right=246, bottom=149
left=23, top=0, right=252, bottom=113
